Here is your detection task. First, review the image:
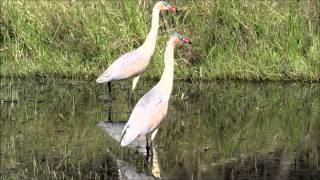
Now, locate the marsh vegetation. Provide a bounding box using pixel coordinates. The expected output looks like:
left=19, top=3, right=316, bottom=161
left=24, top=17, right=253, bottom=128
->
left=1, top=78, right=319, bottom=179
left=1, top=0, right=320, bottom=81
left=1, top=1, right=319, bottom=179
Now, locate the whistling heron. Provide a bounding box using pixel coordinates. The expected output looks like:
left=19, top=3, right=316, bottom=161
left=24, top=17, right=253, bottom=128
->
left=120, top=33, right=191, bottom=152
left=96, top=1, right=176, bottom=93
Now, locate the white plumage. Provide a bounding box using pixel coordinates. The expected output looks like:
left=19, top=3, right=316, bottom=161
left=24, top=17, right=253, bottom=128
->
left=96, top=1, right=176, bottom=91
left=120, top=33, right=192, bottom=147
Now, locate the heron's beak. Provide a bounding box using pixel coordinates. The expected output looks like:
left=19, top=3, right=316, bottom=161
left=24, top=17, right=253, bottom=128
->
left=167, top=5, right=176, bottom=12
left=183, top=37, right=192, bottom=44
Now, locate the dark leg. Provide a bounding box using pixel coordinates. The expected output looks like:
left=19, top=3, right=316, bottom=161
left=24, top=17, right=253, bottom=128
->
left=146, top=137, right=150, bottom=155
left=107, top=102, right=112, bottom=121
left=150, top=140, right=153, bottom=154
left=107, top=82, right=112, bottom=94
left=107, top=82, right=112, bottom=101
left=146, top=137, right=152, bottom=163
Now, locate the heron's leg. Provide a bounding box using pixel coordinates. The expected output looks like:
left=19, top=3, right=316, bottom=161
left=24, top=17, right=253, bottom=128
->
left=107, top=82, right=112, bottom=101
left=107, top=82, right=112, bottom=94
left=132, top=75, right=140, bottom=91
left=107, top=101, right=112, bottom=121
left=151, top=128, right=159, bottom=143
left=129, top=76, right=140, bottom=106
left=148, top=129, right=159, bottom=156
left=116, top=159, right=123, bottom=179
left=146, top=136, right=151, bottom=157
left=151, top=148, right=161, bottom=178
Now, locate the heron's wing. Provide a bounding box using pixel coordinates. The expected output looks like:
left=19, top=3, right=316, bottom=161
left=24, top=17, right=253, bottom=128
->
left=97, top=49, right=148, bottom=82
left=121, top=89, right=168, bottom=146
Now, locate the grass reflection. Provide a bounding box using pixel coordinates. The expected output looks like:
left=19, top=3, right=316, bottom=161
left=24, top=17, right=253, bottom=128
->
left=0, top=78, right=319, bottom=179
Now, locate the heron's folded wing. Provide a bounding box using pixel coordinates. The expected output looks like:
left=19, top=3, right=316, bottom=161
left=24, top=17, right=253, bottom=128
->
left=102, top=50, right=146, bottom=80
left=122, top=89, right=168, bottom=136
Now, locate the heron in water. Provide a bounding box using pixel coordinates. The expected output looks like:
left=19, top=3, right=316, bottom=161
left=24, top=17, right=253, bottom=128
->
left=96, top=1, right=176, bottom=94
left=120, top=33, right=191, bottom=153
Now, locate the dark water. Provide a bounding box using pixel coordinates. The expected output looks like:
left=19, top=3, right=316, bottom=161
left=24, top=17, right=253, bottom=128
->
left=0, top=78, right=319, bottom=179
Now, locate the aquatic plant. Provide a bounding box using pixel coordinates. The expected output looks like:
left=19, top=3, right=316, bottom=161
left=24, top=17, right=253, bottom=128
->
left=1, top=79, right=319, bottom=179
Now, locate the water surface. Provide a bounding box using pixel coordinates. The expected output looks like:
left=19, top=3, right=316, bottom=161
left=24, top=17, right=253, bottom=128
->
left=1, top=78, right=319, bottom=179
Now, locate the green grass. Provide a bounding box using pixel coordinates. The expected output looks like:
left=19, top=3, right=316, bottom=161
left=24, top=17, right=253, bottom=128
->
left=1, top=0, right=320, bottom=81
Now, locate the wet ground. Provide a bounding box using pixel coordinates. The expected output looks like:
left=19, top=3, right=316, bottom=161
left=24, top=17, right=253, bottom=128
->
left=0, top=78, right=319, bottom=179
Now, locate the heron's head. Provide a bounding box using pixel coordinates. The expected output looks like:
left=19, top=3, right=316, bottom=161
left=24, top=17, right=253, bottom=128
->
left=157, top=1, right=176, bottom=12
left=171, top=32, right=192, bottom=45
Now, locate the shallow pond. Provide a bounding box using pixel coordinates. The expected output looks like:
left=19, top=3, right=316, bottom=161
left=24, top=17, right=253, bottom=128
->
left=1, top=78, right=319, bottom=179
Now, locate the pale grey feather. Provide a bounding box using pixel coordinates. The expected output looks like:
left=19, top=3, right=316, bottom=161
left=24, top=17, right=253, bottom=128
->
left=96, top=49, right=148, bottom=83
left=121, top=87, right=168, bottom=146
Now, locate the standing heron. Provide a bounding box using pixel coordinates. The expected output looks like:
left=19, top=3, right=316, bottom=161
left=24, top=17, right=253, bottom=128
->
left=120, top=33, right=191, bottom=152
left=96, top=1, right=176, bottom=93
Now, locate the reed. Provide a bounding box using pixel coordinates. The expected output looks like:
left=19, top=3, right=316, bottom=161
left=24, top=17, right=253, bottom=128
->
left=1, top=79, right=319, bottom=178
left=1, top=0, right=319, bottom=81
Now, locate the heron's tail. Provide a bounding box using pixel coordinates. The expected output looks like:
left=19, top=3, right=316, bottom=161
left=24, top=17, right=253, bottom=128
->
left=96, top=74, right=112, bottom=83
left=120, top=126, right=139, bottom=146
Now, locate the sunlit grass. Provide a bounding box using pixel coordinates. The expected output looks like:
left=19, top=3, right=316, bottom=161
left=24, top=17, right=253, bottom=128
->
left=0, top=0, right=319, bottom=81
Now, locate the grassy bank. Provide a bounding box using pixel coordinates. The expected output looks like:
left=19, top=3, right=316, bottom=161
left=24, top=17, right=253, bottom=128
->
left=1, top=0, right=320, bottom=81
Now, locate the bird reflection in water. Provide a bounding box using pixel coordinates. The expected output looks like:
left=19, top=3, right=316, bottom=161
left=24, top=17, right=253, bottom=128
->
left=99, top=119, right=162, bottom=179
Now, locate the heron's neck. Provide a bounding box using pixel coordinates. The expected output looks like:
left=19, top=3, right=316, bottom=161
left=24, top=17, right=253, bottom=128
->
left=158, top=39, right=175, bottom=97
left=141, top=7, right=160, bottom=56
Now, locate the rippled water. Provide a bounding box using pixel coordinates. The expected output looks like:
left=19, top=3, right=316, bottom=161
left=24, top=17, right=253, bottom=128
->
left=1, top=78, right=319, bottom=179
